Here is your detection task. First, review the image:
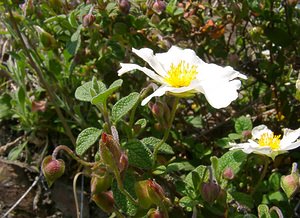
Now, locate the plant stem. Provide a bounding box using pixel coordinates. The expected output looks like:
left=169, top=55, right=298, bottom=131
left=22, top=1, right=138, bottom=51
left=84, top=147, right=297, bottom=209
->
left=52, top=145, right=95, bottom=167
left=251, top=155, right=270, bottom=196
left=152, top=97, right=179, bottom=166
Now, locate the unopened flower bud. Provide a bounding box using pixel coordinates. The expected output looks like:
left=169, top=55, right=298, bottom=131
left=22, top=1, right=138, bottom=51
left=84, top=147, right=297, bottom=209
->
left=92, top=191, right=114, bottom=213
left=201, top=180, right=221, bottom=204
left=99, top=133, right=122, bottom=170
left=147, top=180, right=166, bottom=206
left=147, top=208, right=166, bottom=218
left=134, top=180, right=153, bottom=209
left=222, top=167, right=234, bottom=180
left=42, top=155, right=65, bottom=187
left=82, top=14, right=96, bottom=27
left=281, top=173, right=299, bottom=198
left=90, top=168, right=113, bottom=194
left=118, top=152, right=128, bottom=174
left=152, top=0, right=166, bottom=14
left=118, top=0, right=131, bottom=14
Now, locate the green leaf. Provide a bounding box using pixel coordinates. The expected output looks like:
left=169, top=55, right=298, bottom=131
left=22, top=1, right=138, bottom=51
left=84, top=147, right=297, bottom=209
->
left=112, top=92, right=140, bottom=123
left=166, top=161, right=194, bottom=173
left=67, top=25, right=82, bottom=55
left=141, top=137, right=174, bottom=155
left=230, top=192, right=254, bottom=209
left=184, top=165, right=208, bottom=190
left=258, top=204, right=271, bottom=218
left=16, top=87, right=26, bottom=114
left=235, top=116, right=252, bottom=134
left=166, top=0, right=177, bottom=15
left=123, top=140, right=152, bottom=169
left=185, top=115, right=203, bottom=128
left=268, top=172, right=282, bottom=192
left=112, top=171, right=137, bottom=216
left=0, top=94, right=11, bottom=119
left=228, top=133, right=243, bottom=140
left=76, top=127, right=102, bottom=156
left=91, top=79, right=123, bottom=105
left=135, top=118, right=147, bottom=129
left=75, top=81, right=106, bottom=102
left=8, top=141, right=27, bottom=160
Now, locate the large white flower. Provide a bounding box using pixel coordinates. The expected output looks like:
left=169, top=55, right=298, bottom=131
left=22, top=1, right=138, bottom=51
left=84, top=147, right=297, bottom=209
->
left=230, top=125, right=300, bottom=159
left=118, top=46, right=247, bottom=108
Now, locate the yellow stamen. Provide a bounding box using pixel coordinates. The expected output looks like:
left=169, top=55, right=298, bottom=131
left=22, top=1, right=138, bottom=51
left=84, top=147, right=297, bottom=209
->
left=258, top=132, right=281, bottom=150
left=164, top=60, right=198, bottom=87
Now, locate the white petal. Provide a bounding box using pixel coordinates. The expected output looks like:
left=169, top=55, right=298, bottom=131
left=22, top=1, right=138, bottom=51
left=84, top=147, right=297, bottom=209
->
left=280, top=128, right=300, bottom=148
left=251, top=125, right=272, bottom=140
left=197, top=79, right=241, bottom=109
left=155, top=46, right=205, bottom=73
left=141, top=85, right=172, bottom=106
left=281, top=142, right=300, bottom=151
left=197, top=63, right=247, bottom=81
left=118, top=63, right=165, bottom=83
left=132, top=48, right=167, bottom=77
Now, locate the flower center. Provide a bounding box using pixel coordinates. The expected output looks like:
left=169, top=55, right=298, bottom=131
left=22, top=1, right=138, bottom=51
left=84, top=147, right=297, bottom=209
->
left=258, top=132, right=281, bottom=150
left=164, top=60, right=198, bottom=87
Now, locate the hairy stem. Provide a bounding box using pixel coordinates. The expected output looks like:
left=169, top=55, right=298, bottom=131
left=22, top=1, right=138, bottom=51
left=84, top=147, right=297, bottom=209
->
left=52, top=145, right=95, bottom=167
left=152, top=97, right=179, bottom=165
left=251, top=156, right=269, bottom=196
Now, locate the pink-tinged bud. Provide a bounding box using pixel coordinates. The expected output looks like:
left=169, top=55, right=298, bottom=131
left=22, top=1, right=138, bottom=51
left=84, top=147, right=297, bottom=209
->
left=92, top=191, right=114, bottom=213
left=42, top=155, right=65, bottom=187
left=82, top=14, right=96, bottom=27
left=99, top=133, right=122, bottom=170
left=222, top=167, right=234, bottom=180
left=147, top=208, right=166, bottom=218
left=281, top=173, right=299, bottom=198
left=148, top=101, right=170, bottom=128
left=134, top=180, right=153, bottom=209
left=242, top=130, right=252, bottom=140
left=118, top=152, right=128, bottom=174
left=90, top=168, right=113, bottom=194
left=118, top=0, right=131, bottom=14
left=152, top=0, right=166, bottom=14
left=147, top=180, right=166, bottom=206
left=201, top=181, right=221, bottom=204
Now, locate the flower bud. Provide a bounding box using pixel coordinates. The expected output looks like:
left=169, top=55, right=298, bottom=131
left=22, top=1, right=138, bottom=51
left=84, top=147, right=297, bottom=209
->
left=42, top=155, right=65, bottom=187
left=281, top=173, right=299, bottom=198
left=149, top=101, right=170, bottom=128
left=134, top=180, right=153, bottom=209
left=90, top=168, right=113, bottom=194
left=147, top=180, right=166, bottom=206
left=82, top=14, right=96, bottom=27
left=222, top=167, right=234, bottom=180
left=152, top=0, right=166, bottom=14
left=99, top=133, right=122, bottom=171
left=147, top=208, right=166, bottom=218
left=118, top=152, right=128, bottom=174
left=201, top=180, right=221, bottom=204
left=118, top=0, right=131, bottom=14
left=92, top=191, right=114, bottom=213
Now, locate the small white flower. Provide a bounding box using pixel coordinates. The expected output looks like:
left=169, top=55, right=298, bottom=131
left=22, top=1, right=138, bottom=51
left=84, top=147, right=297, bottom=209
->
left=118, top=46, right=247, bottom=108
left=230, top=125, right=300, bottom=159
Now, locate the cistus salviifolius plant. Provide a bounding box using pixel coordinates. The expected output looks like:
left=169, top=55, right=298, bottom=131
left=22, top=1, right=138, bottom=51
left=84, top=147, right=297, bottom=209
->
left=1, top=0, right=300, bottom=217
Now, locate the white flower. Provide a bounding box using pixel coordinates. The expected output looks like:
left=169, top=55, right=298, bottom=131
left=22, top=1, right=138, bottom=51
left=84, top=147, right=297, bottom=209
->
left=230, top=125, right=300, bottom=159
left=118, top=46, right=247, bottom=108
